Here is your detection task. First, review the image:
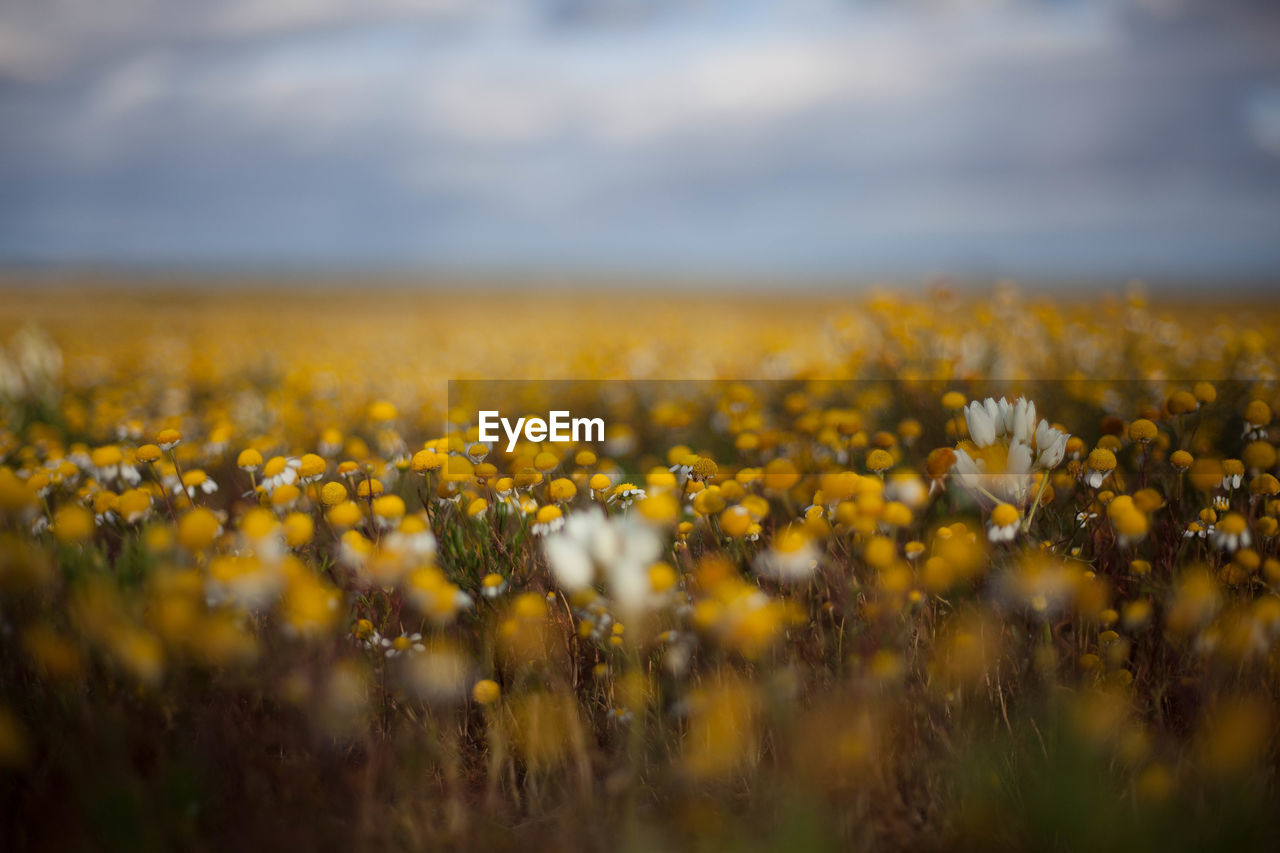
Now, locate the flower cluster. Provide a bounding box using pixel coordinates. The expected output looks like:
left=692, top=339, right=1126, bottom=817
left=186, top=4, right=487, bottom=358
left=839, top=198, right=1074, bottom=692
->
left=1, top=285, right=1280, bottom=849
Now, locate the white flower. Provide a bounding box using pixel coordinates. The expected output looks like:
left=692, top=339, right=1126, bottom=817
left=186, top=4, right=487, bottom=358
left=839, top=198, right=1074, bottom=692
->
left=753, top=528, right=819, bottom=582
left=964, top=399, right=999, bottom=447
left=885, top=472, right=928, bottom=509
left=988, top=520, right=1019, bottom=543
left=382, top=529, right=437, bottom=562
left=175, top=475, right=218, bottom=499
left=481, top=575, right=508, bottom=598
left=544, top=531, right=595, bottom=591
left=608, top=485, right=646, bottom=509
left=1211, top=516, right=1251, bottom=552
left=541, top=510, right=663, bottom=613
left=951, top=397, right=1070, bottom=508
left=987, top=503, right=1021, bottom=543
left=1005, top=397, right=1037, bottom=445
left=400, top=643, right=471, bottom=703
left=1034, top=420, right=1068, bottom=469
left=381, top=632, right=425, bottom=658
left=531, top=515, right=565, bottom=537
left=261, top=458, right=300, bottom=493
left=203, top=559, right=283, bottom=612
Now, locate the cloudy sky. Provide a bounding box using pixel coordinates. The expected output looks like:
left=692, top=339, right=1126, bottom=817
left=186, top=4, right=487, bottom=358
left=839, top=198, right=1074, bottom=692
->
left=1, top=0, right=1279, bottom=280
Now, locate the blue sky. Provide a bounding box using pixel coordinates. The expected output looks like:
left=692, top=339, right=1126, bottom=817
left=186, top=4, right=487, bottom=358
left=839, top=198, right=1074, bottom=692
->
left=1, top=0, right=1279, bottom=280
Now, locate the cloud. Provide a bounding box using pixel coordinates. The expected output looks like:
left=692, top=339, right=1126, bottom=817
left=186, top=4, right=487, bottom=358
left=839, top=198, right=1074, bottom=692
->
left=1, top=0, right=1279, bottom=277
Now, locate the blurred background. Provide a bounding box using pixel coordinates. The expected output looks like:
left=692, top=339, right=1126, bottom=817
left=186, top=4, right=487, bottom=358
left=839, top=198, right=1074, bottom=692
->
left=1, top=0, right=1279, bottom=286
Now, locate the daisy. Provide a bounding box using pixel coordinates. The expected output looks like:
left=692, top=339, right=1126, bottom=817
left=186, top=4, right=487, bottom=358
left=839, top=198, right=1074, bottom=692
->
left=260, top=456, right=300, bottom=494
left=1221, top=459, right=1244, bottom=491
left=668, top=451, right=697, bottom=479
left=951, top=397, right=1069, bottom=507
left=987, top=503, right=1020, bottom=543
left=90, top=445, right=123, bottom=483
left=542, top=509, right=663, bottom=613
left=176, top=469, right=218, bottom=499
left=1243, top=400, right=1271, bottom=440
left=531, top=505, right=565, bottom=536
left=381, top=632, right=425, bottom=658
left=237, top=449, right=263, bottom=473
left=297, top=453, right=326, bottom=484
left=481, top=573, right=508, bottom=599
left=1211, top=513, right=1251, bottom=552
left=753, top=525, right=819, bottom=581
left=608, top=483, right=646, bottom=509
left=156, top=428, right=182, bottom=451
left=1084, top=448, right=1116, bottom=489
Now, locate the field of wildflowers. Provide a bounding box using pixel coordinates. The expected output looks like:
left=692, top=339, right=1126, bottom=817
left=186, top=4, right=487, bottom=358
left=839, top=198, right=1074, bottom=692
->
left=3, top=283, right=1280, bottom=850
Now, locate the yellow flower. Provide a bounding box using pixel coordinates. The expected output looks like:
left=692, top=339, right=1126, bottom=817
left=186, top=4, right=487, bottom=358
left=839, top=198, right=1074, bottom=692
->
left=53, top=505, right=94, bottom=543
left=372, top=494, right=406, bottom=526
left=411, top=449, right=443, bottom=473
left=547, top=477, right=577, bottom=503
left=368, top=400, right=397, bottom=422
left=1128, top=418, right=1157, bottom=443
left=326, top=501, right=363, bottom=528
left=155, top=428, right=182, bottom=450
left=472, top=679, right=501, bottom=705
left=1166, top=390, right=1198, bottom=415
left=1193, top=381, right=1217, bottom=404
left=297, top=453, right=326, bottom=480
left=355, top=479, right=384, bottom=498
left=988, top=502, right=1020, bottom=543
left=282, top=512, right=314, bottom=547
left=691, top=457, right=718, bottom=481
left=865, top=448, right=894, bottom=473
left=1085, top=448, right=1116, bottom=488
left=635, top=493, right=678, bottom=524
left=177, top=508, right=222, bottom=551
left=271, top=484, right=301, bottom=508
left=237, top=448, right=263, bottom=471
left=91, top=445, right=123, bottom=469
left=320, top=481, right=348, bottom=506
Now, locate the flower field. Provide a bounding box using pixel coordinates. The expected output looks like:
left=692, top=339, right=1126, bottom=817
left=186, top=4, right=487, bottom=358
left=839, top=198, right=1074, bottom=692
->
left=3, top=283, right=1280, bottom=850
